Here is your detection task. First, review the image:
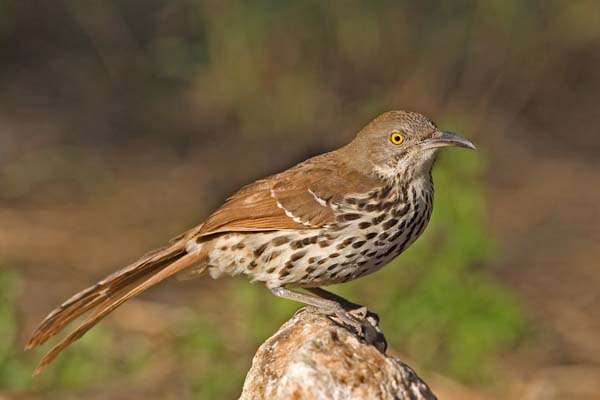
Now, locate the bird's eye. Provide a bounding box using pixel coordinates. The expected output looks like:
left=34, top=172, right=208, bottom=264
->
left=390, top=132, right=404, bottom=145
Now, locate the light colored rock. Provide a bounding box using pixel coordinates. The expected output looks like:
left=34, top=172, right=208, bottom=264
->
left=240, top=307, right=436, bottom=400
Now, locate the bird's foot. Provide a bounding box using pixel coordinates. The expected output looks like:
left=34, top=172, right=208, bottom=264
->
left=342, top=307, right=386, bottom=352
left=302, top=305, right=387, bottom=353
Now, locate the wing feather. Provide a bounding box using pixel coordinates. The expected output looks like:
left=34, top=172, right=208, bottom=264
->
left=195, top=154, right=382, bottom=238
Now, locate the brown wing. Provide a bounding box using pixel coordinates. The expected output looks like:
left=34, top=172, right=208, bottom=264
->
left=196, top=153, right=382, bottom=238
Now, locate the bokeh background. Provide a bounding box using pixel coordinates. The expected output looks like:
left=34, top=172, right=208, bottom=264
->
left=1, top=1, right=599, bottom=399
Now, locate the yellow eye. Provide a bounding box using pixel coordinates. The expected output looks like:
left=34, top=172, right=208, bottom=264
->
left=390, top=132, right=404, bottom=145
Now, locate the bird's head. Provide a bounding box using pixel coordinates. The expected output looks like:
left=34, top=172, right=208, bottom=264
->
left=348, top=110, right=475, bottom=181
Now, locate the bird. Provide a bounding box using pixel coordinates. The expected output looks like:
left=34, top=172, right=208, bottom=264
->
left=25, top=110, right=475, bottom=374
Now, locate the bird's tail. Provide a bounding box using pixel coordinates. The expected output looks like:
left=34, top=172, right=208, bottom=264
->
left=25, top=236, right=208, bottom=375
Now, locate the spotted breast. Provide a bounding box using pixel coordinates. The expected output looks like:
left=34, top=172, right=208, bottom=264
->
left=202, top=173, right=433, bottom=289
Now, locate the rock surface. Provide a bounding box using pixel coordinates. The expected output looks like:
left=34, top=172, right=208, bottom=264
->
left=240, top=307, right=437, bottom=400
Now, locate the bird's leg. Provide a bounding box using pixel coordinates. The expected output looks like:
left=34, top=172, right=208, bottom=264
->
left=305, top=287, right=362, bottom=309
left=269, top=287, right=384, bottom=351
left=305, top=287, right=379, bottom=325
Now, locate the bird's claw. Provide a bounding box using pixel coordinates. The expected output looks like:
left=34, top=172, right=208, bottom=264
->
left=332, top=307, right=386, bottom=353
left=295, top=305, right=387, bottom=353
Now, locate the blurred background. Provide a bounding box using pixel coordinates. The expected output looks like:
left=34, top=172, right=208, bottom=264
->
left=1, top=1, right=599, bottom=399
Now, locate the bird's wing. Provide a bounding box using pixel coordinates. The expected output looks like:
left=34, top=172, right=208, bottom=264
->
left=195, top=155, right=381, bottom=238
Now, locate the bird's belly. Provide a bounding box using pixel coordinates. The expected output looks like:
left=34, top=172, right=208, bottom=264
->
left=203, top=196, right=432, bottom=288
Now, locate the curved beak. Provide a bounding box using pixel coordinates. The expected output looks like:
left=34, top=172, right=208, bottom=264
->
left=421, top=131, right=476, bottom=150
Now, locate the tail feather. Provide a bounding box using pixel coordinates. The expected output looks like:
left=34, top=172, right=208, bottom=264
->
left=25, top=243, right=186, bottom=350
left=31, top=252, right=204, bottom=375
left=25, top=237, right=208, bottom=374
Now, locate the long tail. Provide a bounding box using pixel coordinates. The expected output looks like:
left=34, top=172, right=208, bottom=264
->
left=25, top=237, right=207, bottom=375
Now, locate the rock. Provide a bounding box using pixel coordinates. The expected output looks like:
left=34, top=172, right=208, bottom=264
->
left=240, top=307, right=437, bottom=400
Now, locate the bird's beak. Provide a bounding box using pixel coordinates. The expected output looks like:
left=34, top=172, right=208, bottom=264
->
left=421, top=131, right=476, bottom=150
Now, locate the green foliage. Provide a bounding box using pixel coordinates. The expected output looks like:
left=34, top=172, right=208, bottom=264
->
left=0, top=267, right=29, bottom=390
left=174, top=314, right=248, bottom=399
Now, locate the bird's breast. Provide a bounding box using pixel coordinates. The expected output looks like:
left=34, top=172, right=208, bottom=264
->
left=203, top=181, right=434, bottom=288
left=336, top=183, right=433, bottom=270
